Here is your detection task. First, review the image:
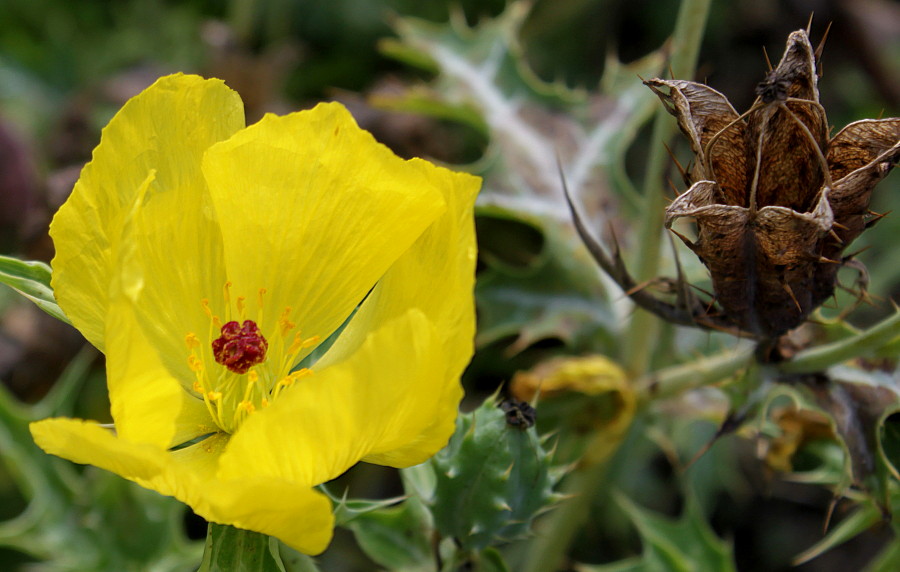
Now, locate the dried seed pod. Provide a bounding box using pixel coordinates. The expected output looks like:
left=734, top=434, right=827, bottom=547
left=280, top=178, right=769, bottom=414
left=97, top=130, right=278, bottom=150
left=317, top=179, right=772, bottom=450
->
left=646, top=29, right=900, bottom=337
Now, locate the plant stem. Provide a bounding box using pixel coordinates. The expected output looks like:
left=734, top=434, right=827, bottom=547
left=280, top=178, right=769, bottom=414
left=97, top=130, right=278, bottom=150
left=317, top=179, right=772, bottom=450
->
left=623, top=0, right=712, bottom=377
left=634, top=343, right=755, bottom=401
left=526, top=3, right=712, bottom=571
left=778, top=309, right=900, bottom=374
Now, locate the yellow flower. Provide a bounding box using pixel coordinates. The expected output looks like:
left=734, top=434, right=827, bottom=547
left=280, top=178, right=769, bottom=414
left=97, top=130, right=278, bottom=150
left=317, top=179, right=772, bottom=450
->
left=29, top=74, right=480, bottom=554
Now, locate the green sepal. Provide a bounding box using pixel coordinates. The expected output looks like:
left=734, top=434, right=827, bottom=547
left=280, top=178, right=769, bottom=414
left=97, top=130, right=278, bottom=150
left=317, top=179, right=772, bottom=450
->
left=0, top=254, right=70, bottom=324
left=320, top=484, right=404, bottom=527
left=198, top=523, right=294, bottom=572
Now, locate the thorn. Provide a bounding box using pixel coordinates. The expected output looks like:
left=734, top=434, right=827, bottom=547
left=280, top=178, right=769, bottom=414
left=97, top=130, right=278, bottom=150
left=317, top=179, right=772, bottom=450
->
left=844, top=245, right=872, bottom=259
left=664, top=182, right=678, bottom=201
left=865, top=209, right=890, bottom=228
left=663, top=142, right=690, bottom=186
left=806, top=12, right=814, bottom=36
left=624, top=279, right=656, bottom=297
left=828, top=229, right=843, bottom=244
left=782, top=283, right=803, bottom=313
left=831, top=221, right=849, bottom=231
left=815, top=22, right=832, bottom=63
left=818, top=256, right=840, bottom=264
left=687, top=282, right=716, bottom=299
left=683, top=438, right=717, bottom=471
left=823, top=495, right=839, bottom=533
left=762, top=46, right=772, bottom=72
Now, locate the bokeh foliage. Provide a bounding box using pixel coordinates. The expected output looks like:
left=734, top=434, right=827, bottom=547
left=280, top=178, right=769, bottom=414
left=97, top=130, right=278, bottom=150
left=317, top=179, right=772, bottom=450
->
left=1, top=0, right=899, bottom=571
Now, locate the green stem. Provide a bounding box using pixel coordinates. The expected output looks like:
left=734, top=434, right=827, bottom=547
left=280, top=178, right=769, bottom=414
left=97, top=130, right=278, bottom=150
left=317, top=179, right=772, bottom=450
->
left=623, top=0, right=712, bottom=377
left=778, top=310, right=900, bottom=374
left=527, top=3, right=713, bottom=570
left=635, top=344, right=755, bottom=401
left=199, top=523, right=306, bottom=572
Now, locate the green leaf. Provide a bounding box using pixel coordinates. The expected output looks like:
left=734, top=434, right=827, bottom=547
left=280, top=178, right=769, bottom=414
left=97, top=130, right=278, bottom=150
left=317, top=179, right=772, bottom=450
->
left=0, top=347, right=202, bottom=570
left=474, top=547, right=509, bottom=572
left=380, top=2, right=669, bottom=358
left=474, top=206, right=617, bottom=354
left=0, top=254, right=70, bottom=324
left=347, top=497, right=435, bottom=572
left=865, top=534, right=900, bottom=572
left=615, top=493, right=736, bottom=572
left=199, top=523, right=290, bottom=572
left=578, top=556, right=646, bottom=572
left=793, top=502, right=883, bottom=565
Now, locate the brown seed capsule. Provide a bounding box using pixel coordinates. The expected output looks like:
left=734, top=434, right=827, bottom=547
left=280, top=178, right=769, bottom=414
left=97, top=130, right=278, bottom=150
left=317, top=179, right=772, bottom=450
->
left=645, top=29, right=900, bottom=337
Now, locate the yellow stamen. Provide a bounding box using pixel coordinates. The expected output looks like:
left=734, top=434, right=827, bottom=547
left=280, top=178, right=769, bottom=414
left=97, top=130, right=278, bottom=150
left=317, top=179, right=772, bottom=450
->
left=288, top=332, right=320, bottom=355
left=261, top=398, right=269, bottom=408
left=185, top=332, right=200, bottom=350
left=257, top=288, right=267, bottom=324
left=237, top=400, right=255, bottom=414
left=236, top=296, right=246, bottom=318
left=188, top=355, right=203, bottom=373
left=279, top=307, right=295, bottom=336
left=201, top=299, right=212, bottom=318
left=257, top=288, right=267, bottom=308
left=207, top=391, right=222, bottom=402
left=192, top=380, right=203, bottom=393
left=273, top=368, right=314, bottom=399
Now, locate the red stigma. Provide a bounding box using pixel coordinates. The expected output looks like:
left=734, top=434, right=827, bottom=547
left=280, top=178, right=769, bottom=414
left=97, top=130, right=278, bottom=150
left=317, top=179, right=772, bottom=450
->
left=212, top=320, right=268, bottom=374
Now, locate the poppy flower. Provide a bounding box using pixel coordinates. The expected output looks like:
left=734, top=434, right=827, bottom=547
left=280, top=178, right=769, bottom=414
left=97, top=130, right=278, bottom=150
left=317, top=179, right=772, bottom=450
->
left=29, top=74, right=480, bottom=554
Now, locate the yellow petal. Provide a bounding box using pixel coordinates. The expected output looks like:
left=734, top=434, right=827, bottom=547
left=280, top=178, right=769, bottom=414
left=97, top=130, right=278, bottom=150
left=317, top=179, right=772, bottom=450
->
left=316, top=160, right=480, bottom=465
left=30, top=419, right=334, bottom=554
left=50, top=74, right=244, bottom=352
left=105, top=295, right=216, bottom=448
left=202, top=103, right=446, bottom=354
left=218, top=310, right=452, bottom=485
left=317, top=160, right=478, bottom=365
left=200, top=477, right=334, bottom=555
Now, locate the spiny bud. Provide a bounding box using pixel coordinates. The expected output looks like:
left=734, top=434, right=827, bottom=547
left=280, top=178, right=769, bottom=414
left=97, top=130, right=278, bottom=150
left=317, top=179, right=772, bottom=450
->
left=430, top=396, right=562, bottom=550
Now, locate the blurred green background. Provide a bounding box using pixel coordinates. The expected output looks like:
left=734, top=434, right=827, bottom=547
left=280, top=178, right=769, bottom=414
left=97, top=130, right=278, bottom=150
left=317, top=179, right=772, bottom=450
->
left=1, top=0, right=898, bottom=571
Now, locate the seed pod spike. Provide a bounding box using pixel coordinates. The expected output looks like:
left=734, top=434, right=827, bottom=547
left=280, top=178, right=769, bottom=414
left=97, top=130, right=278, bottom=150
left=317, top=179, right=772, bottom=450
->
left=814, top=22, right=832, bottom=64
left=782, top=283, right=803, bottom=313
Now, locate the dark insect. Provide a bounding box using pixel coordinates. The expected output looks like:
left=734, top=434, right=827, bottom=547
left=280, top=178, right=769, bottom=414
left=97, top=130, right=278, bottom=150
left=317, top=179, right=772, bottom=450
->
left=499, top=398, right=536, bottom=429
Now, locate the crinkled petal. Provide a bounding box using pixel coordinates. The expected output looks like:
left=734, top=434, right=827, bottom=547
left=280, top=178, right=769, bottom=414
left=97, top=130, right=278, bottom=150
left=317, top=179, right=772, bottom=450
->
left=217, top=161, right=477, bottom=486
left=202, top=103, right=446, bottom=356
left=218, top=309, right=450, bottom=486
left=314, top=161, right=479, bottom=465
left=106, top=295, right=216, bottom=449
left=50, top=74, right=244, bottom=352
left=29, top=419, right=333, bottom=554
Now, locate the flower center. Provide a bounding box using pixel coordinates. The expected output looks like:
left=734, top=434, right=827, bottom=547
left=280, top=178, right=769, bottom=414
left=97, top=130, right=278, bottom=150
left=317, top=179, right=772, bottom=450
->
left=182, top=282, right=321, bottom=434
left=212, top=320, right=268, bottom=374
